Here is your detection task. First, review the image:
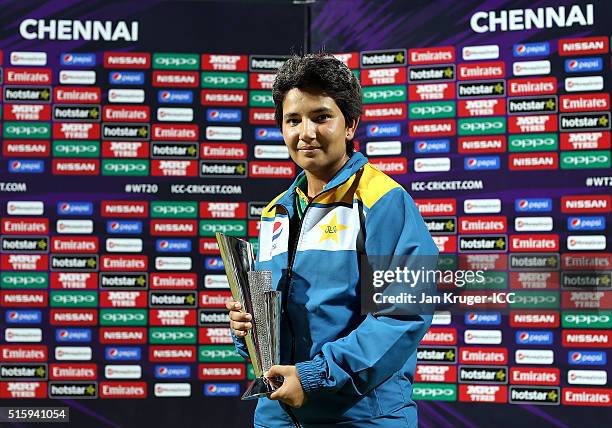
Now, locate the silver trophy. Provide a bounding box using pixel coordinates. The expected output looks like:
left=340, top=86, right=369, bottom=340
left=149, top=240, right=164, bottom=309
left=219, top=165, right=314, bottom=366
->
left=216, top=233, right=282, bottom=400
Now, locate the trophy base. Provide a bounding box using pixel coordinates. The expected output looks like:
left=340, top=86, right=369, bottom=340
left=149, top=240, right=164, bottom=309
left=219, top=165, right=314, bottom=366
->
left=241, top=376, right=281, bottom=400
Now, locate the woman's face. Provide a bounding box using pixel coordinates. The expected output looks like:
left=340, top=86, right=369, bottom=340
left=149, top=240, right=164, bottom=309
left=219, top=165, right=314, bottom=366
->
left=281, top=88, right=357, bottom=175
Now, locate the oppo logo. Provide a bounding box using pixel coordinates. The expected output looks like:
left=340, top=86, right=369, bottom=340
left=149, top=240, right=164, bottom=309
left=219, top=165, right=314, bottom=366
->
left=6, top=126, right=47, bottom=135
left=52, top=295, right=95, bottom=304
left=565, top=314, right=609, bottom=324
left=411, top=105, right=453, bottom=115
left=460, top=121, right=503, bottom=132
left=102, top=313, right=145, bottom=322
left=153, top=206, right=196, bottom=215
left=251, top=94, right=272, bottom=103
left=104, top=164, right=147, bottom=173
left=3, top=276, right=46, bottom=286
left=414, top=387, right=455, bottom=397
left=204, top=76, right=246, bottom=85
left=201, top=224, right=244, bottom=233
left=562, top=154, right=608, bottom=165
left=364, top=89, right=404, bottom=100
left=511, top=138, right=555, bottom=149
left=156, top=58, right=197, bottom=66
left=484, top=276, right=505, bottom=285
left=513, top=295, right=557, bottom=304
left=152, top=331, right=194, bottom=340
left=56, top=145, right=97, bottom=154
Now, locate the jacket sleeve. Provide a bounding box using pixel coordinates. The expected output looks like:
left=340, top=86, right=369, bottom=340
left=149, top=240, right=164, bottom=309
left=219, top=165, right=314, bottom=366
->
left=230, top=330, right=250, bottom=359
left=295, top=187, right=438, bottom=395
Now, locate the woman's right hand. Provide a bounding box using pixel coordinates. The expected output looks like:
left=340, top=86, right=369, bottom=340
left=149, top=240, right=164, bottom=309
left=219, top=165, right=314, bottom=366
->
left=225, top=299, right=252, bottom=338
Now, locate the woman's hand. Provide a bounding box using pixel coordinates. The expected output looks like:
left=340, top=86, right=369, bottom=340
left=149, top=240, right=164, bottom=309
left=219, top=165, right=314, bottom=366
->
left=225, top=299, right=252, bottom=338
left=265, top=365, right=307, bottom=408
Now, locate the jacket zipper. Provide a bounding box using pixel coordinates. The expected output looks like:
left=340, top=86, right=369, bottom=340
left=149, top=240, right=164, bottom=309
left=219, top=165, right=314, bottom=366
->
left=277, top=179, right=350, bottom=428
left=281, top=204, right=306, bottom=428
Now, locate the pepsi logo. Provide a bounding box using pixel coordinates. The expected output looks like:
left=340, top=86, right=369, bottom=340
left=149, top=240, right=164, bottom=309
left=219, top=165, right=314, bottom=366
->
left=272, top=221, right=283, bottom=242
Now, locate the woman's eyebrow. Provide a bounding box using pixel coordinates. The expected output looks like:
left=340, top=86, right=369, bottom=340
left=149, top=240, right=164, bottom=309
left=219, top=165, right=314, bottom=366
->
left=283, top=107, right=333, bottom=119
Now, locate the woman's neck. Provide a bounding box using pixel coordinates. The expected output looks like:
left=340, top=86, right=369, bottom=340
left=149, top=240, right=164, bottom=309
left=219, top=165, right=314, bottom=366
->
left=304, top=154, right=349, bottom=198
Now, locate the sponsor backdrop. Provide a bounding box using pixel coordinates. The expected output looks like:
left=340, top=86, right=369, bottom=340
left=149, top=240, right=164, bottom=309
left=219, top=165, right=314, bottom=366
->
left=0, top=0, right=609, bottom=427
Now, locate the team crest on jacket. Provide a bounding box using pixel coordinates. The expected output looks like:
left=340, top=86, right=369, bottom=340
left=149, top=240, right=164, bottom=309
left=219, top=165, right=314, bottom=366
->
left=298, top=205, right=359, bottom=251
left=318, top=213, right=349, bottom=243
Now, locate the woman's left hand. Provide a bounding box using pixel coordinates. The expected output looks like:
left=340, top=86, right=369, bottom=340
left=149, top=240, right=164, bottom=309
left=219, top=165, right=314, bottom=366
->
left=265, top=365, right=307, bottom=408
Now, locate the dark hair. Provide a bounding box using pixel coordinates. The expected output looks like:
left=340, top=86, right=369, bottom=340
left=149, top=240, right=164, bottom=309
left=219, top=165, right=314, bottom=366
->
left=272, top=53, right=362, bottom=156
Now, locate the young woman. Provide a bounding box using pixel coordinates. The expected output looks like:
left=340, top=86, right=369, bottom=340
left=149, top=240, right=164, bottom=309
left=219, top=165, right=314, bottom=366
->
left=226, top=53, right=438, bottom=427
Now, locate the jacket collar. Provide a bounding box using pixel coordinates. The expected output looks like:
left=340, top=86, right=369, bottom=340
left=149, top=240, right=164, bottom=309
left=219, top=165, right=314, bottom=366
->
left=275, top=152, right=369, bottom=211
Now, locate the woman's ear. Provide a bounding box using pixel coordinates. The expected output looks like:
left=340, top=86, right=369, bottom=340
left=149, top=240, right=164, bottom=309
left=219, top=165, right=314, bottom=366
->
left=346, top=118, right=360, bottom=140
